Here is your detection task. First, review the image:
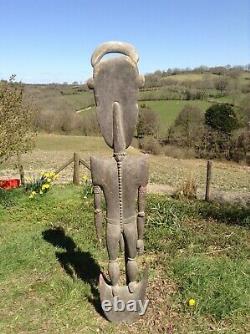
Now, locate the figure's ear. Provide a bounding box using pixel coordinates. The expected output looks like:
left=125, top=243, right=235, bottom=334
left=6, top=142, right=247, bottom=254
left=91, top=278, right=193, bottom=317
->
left=137, top=75, right=145, bottom=88
left=87, top=78, right=94, bottom=89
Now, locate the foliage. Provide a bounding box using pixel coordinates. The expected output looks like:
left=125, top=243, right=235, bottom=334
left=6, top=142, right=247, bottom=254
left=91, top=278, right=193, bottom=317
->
left=239, top=94, right=250, bottom=125
left=0, top=75, right=36, bottom=164
left=25, top=171, right=57, bottom=198
left=168, top=105, right=204, bottom=147
left=82, top=175, right=93, bottom=198
left=139, top=136, right=162, bottom=155
left=214, top=76, right=229, bottom=94
left=175, top=176, right=197, bottom=199
left=205, top=103, right=238, bottom=133
left=137, top=105, right=160, bottom=138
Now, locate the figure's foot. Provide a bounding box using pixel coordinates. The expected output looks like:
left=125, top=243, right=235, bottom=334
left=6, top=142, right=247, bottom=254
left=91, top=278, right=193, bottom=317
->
left=128, top=281, right=137, bottom=293
left=112, top=284, right=119, bottom=297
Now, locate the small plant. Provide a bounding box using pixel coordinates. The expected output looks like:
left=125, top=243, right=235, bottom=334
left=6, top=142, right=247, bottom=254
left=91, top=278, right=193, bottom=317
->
left=25, top=171, right=57, bottom=198
left=175, top=176, right=197, bottom=199
left=82, top=174, right=93, bottom=198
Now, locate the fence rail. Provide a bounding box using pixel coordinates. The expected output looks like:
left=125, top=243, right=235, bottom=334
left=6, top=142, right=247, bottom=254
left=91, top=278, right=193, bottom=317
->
left=17, top=152, right=90, bottom=187
left=16, top=154, right=216, bottom=201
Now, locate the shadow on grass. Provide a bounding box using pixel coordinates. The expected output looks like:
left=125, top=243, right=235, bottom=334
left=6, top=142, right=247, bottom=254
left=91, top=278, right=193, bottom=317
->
left=197, top=201, right=250, bottom=228
left=42, top=228, right=104, bottom=317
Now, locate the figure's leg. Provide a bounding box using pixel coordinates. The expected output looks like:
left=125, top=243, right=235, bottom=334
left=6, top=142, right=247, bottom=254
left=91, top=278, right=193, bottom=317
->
left=123, top=222, right=138, bottom=293
left=106, top=223, right=121, bottom=295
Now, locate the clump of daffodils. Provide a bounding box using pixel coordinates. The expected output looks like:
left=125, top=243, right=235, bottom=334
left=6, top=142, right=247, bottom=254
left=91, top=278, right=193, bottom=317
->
left=26, top=171, right=57, bottom=198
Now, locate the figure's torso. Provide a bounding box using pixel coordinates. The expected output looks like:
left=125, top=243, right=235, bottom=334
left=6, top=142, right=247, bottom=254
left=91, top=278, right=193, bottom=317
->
left=90, top=155, right=148, bottom=221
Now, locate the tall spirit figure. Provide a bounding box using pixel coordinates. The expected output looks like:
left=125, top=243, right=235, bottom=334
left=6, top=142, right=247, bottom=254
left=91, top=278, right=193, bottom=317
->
left=88, top=41, right=149, bottom=323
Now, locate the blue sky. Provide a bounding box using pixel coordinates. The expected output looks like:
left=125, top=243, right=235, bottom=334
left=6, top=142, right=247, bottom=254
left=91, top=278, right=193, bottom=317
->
left=0, top=0, right=249, bottom=83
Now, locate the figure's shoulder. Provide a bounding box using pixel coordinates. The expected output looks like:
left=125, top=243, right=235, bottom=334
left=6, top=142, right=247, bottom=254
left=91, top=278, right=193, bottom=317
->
left=90, top=156, right=116, bottom=185
left=126, top=154, right=149, bottom=167
left=90, top=156, right=113, bottom=168
left=125, top=154, right=149, bottom=185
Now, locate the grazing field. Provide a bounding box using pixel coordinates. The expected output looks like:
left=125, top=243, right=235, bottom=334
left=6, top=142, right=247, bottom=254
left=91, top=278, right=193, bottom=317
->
left=143, top=100, right=212, bottom=132
left=0, top=186, right=249, bottom=333
left=0, top=134, right=249, bottom=196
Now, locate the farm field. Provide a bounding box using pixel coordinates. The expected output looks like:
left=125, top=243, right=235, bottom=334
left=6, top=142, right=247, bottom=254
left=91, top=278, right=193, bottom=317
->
left=0, top=185, right=249, bottom=334
left=0, top=134, right=249, bottom=195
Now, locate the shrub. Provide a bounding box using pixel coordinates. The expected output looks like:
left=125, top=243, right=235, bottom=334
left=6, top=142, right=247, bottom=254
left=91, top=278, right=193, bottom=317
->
left=137, top=106, right=160, bottom=138
left=0, top=76, right=36, bottom=164
left=205, top=103, right=238, bottom=134
left=175, top=176, right=197, bottom=199
left=168, top=105, right=204, bottom=148
left=164, top=145, right=196, bottom=159
left=140, top=136, right=162, bottom=155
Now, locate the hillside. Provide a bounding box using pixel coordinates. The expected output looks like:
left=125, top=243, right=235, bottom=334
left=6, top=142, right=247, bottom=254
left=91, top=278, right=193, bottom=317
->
left=21, top=68, right=250, bottom=135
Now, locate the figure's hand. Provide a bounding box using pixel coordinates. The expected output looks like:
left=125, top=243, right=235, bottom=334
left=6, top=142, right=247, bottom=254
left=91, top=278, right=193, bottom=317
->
left=137, top=239, right=144, bottom=255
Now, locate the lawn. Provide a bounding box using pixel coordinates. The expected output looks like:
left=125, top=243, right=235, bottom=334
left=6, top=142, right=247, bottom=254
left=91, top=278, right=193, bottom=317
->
left=0, top=186, right=249, bottom=333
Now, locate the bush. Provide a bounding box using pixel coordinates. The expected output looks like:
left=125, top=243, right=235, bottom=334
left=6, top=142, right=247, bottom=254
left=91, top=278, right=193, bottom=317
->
left=164, top=145, right=196, bottom=159
left=168, top=105, right=204, bottom=148
left=0, top=76, right=36, bottom=163
left=137, top=106, right=160, bottom=138
left=140, top=136, right=162, bottom=155
left=205, top=103, right=238, bottom=134
left=175, top=176, right=197, bottom=199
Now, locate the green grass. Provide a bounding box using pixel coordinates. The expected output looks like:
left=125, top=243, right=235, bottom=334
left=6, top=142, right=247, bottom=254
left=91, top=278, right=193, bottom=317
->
left=0, top=186, right=249, bottom=333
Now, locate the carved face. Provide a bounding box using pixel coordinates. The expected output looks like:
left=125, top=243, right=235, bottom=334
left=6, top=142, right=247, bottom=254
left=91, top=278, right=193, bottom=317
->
left=90, top=56, right=143, bottom=150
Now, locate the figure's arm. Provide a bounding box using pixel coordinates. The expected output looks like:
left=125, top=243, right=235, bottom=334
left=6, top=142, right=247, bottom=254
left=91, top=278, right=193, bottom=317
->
left=93, top=185, right=103, bottom=245
left=137, top=185, right=147, bottom=255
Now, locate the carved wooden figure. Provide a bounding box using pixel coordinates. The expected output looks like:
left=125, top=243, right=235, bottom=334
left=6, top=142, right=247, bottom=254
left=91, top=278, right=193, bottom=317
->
left=88, top=41, right=149, bottom=323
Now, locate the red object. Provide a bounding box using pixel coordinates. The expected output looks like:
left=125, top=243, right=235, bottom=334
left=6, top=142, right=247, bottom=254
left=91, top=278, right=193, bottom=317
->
left=0, top=179, right=20, bottom=189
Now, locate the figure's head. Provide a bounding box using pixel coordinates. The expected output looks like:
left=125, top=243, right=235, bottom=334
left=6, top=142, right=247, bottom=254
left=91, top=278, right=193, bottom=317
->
left=88, top=41, right=144, bottom=152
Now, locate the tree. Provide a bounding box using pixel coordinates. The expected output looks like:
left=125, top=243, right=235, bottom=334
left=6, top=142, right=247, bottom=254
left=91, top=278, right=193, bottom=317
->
left=0, top=76, right=36, bottom=164
left=136, top=105, right=159, bottom=138
left=169, top=105, right=204, bottom=147
left=214, top=76, right=229, bottom=94
left=205, top=103, right=238, bottom=134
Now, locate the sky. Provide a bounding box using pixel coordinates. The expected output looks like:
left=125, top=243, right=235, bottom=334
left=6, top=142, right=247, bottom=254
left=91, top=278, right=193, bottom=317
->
left=0, top=0, right=249, bottom=83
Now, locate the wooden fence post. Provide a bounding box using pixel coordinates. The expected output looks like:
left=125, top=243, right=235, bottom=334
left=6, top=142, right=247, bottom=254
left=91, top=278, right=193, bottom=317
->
left=205, top=160, right=212, bottom=201
left=73, top=152, right=80, bottom=185
left=17, top=153, right=25, bottom=186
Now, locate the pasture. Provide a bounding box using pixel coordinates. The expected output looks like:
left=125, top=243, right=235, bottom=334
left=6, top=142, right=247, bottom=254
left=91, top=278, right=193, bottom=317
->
left=142, top=100, right=211, bottom=132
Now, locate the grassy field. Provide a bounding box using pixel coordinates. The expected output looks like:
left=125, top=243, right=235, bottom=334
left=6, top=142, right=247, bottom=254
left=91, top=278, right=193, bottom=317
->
left=0, top=185, right=249, bottom=333
left=142, top=100, right=212, bottom=133
left=23, top=71, right=250, bottom=137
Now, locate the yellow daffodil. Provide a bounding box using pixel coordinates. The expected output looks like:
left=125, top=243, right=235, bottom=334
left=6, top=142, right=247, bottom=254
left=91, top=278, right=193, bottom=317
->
left=31, top=191, right=37, bottom=196
left=82, top=175, right=88, bottom=181
left=42, top=184, right=50, bottom=190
